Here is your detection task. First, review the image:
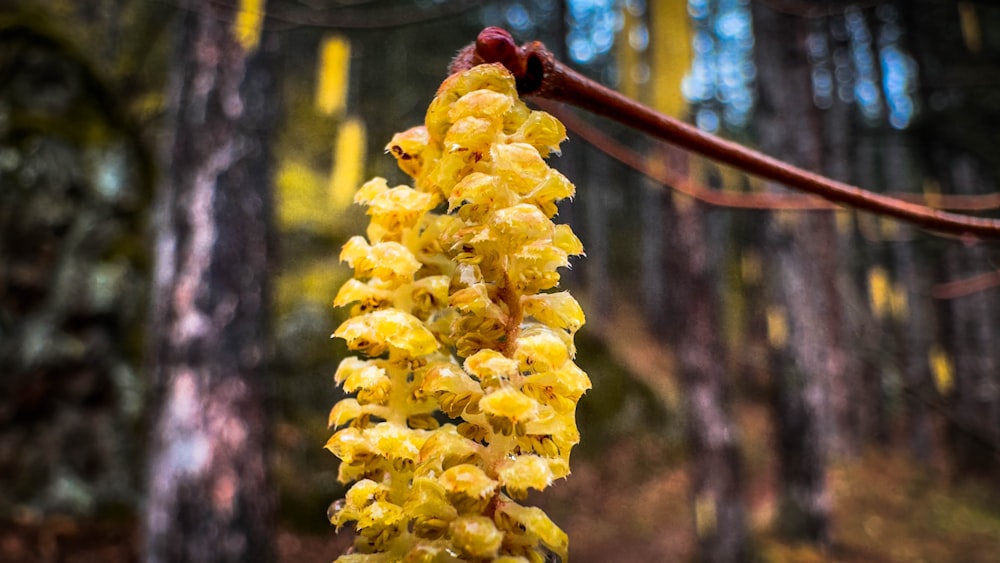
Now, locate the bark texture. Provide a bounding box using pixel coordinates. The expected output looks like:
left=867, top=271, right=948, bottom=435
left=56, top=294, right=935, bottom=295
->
left=902, top=0, right=1000, bottom=479
left=144, top=2, right=279, bottom=562
left=661, top=147, right=749, bottom=563
left=752, top=2, right=836, bottom=546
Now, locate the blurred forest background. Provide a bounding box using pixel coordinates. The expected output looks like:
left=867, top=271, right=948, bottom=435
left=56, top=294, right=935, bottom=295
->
left=1, top=0, right=999, bottom=561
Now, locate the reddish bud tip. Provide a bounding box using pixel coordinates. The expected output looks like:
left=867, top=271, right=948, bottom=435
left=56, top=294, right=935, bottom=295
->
left=476, top=27, right=526, bottom=77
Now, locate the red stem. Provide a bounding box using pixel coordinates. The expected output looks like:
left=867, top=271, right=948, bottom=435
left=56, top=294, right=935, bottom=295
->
left=452, top=28, right=1000, bottom=240
left=932, top=270, right=1000, bottom=300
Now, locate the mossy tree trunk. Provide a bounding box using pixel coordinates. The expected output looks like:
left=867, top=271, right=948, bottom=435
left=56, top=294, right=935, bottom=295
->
left=144, top=2, right=279, bottom=561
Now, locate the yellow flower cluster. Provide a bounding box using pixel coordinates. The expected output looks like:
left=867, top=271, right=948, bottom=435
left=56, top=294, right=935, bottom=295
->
left=326, top=64, right=589, bottom=562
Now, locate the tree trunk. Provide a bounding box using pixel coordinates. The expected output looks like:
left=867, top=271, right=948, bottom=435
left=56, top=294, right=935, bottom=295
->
left=752, top=2, right=835, bottom=546
left=144, top=2, right=278, bottom=561
left=661, top=147, right=749, bottom=563
left=902, top=0, right=1000, bottom=479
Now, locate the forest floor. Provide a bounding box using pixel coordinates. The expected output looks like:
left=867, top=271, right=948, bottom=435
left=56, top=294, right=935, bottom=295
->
left=3, top=302, right=1000, bottom=562
left=2, top=444, right=999, bottom=562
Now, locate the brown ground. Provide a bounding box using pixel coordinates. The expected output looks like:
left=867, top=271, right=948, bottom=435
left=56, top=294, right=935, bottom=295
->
left=3, top=442, right=1000, bottom=562
left=3, top=302, right=999, bottom=562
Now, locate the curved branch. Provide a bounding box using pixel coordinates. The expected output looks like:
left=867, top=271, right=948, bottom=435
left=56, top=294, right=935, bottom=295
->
left=932, top=270, right=1000, bottom=300
left=543, top=100, right=838, bottom=210
left=452, top=28, right=1000, bottom=240
left=547, top=100, right=1000, bottom=214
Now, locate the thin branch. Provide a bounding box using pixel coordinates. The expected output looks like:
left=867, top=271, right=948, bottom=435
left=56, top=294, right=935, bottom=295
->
left=451, top=28, right=1000, bottom=240
left=545, top=101, right=1000, bottom=214
left=542, top=101, right=837, bottom=210
left=932, top=270, right=1000, bottom=300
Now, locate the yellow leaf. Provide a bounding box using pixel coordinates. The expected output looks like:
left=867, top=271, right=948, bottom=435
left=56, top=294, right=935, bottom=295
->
left=330, top=117, right=367, bottom=211
left=232, top=0, right=266, bottom=52
left=650, top=0, right=692, bottom=117
left=890, top=281, right=909, bottom=321
left=929, top=344, right=954, bottom=396
left=315, top=35, right=351, bottom=115
left=275, top=160, right=327, bottom=230
left=766, top=305, right=788, bottom=349
left=959, top=1, right=982, bottom=53
left=694, top=493, right=718, bottom=538
left=868, top=266, right=890, bottom=320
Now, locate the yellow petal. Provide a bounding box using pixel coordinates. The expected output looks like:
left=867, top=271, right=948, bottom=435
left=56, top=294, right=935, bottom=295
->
left=523, top=361, right=591, bottom=403
left=334, top=357, right=381, bottom=385
left=448, top=89, right=514, bottom=122
left=439, top=464, right=497, bottom=499
left=420, top=362, right=480, bottom=396
left=354, top=177, right=390, bottom=205
left=495, top=501, right=568, bottom=559
left=410, top=275, right=451, bottom=317
left=386, top=125, right=431, bottom=178
left=448, top=283, right=504, bottom=319
left=427, top=64, right=518, bottom=141
left=366, top=185, right=435, bottom=218
left=345, top=479, right=386, bottom=509
left=511, top=110, right=567, bottom=157
left=553, top=223, right=584, bottom=256
left=328, top=398, right=362, bottom=428
left=524, top=169, right=575, bottom=217
left=497, top=454, right=555, bottom=495
left=334, top=310, right=438, bottom=356
left=449, top=516, right=503, bottom=559
left=490, top=142, right=549, bottom=195
left=367, top=422, right=425, bottom=462
left=521, top=291, right=585, bottom=334
left=418, top=425, right=482, bottom=467
left=333, top=278, right=389, bottom=309
left=404, top=477, right=458, bottom=536
left=444, top=116, right=496, bottom=154
left=341, top=364, right=389, bottom=403
left=448, top=172, right=516, bottom=220
left=488, top=203, right=553, bottom=250
left=514, top=325, right=571, bottom=373
left=420, top=362, right=483, bottom=418
left=356, top=499, right=405, bottom=531
left=324, top=427, right=371, bottom=464
left=339, top=238, right=422, bottom=284
left=479, top=388, right=538, bottom=423
left=464, top=349, right=519, bottom=383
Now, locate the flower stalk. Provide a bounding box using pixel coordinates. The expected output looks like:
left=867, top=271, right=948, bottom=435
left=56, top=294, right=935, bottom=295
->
left=326, top=64, right=589, bottom=562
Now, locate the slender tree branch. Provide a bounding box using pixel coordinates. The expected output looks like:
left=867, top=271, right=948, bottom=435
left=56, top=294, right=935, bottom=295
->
left=932, top=270, right=1000, bottom=300
left=546, top=100, right=1000, bottom=214
left=542, top=101, right=840, bottom=211
left=452, top=28, right=1000, bottom=240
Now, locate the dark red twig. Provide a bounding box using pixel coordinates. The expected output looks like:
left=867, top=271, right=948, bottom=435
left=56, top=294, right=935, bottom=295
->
left=452, top=28, right=1000, bottom=240
left=543, top=101, right=838, bottom=210
left=547, top=100, right=1000, bottom=213
left=932, top=270, right=1000, bottom=300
